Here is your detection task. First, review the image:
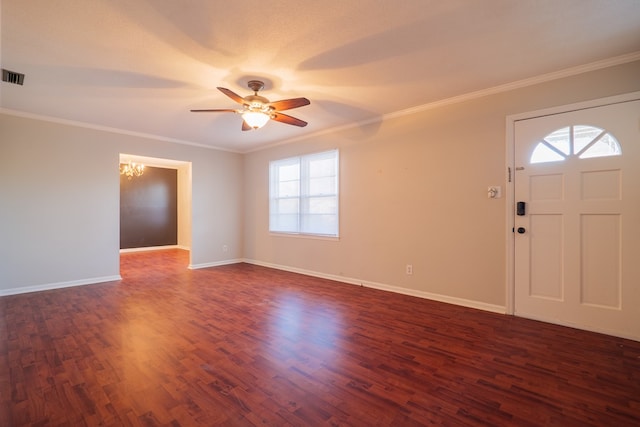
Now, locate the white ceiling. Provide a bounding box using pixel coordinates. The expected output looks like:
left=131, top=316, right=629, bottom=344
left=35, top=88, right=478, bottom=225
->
left=2, top=0, right=640, bottom=153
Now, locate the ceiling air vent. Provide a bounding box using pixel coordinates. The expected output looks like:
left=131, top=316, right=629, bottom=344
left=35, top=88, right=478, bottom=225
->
left=2, top=69, right=25, bottom=85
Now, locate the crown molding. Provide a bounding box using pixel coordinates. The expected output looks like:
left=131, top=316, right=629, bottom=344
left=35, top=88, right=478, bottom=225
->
left=3, top=51, right=639, bottom=155
left=0, top=107, right=241, bottom=153
left=251, top=51, right=640, bottom=153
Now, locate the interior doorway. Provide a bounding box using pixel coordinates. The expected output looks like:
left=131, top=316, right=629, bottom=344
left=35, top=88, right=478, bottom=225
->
left=118, top=154, right=192, bottom=265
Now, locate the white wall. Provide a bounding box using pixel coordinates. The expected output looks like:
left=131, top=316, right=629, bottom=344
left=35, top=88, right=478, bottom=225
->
left=242, top=60, right=640, bottom=312
left=0, top=114, right=243, bottom=294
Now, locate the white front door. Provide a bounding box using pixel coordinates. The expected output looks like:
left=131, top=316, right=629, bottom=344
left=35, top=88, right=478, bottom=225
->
left=514, top=98, right=640, bottom=340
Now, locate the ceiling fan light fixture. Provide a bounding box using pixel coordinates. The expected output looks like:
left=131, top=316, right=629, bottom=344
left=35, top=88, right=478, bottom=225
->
left=242, top=111, right=270, bottom=129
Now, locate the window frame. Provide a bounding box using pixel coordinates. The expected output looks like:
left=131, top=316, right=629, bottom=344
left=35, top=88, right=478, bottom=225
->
left=530, top=125, right=621, bottom=164
left=269, top=149, right=339, bottom=238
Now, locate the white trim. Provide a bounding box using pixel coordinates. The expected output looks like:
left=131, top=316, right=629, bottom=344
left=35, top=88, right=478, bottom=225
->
left=387, top=52, right=640, bottom=122
left=244, top=258, right=506, bottom=314
left=119, top=153, right=190, bottom=170
left=0, top=275, right=122, bottom=297
left=505, top=116, right=516, bottom=316
left=505, top=90, right=640, bottom=315
left=188, top=259, right=243, bottom=270
left=120, top=245, right=189, bottom=254
left=268, top=232, right=340, bottom=242
left=0, top=107, right=241, bottom=153
left=249, top=51, right=640, bottom=153
left=507, top=90, right=640, bottom=123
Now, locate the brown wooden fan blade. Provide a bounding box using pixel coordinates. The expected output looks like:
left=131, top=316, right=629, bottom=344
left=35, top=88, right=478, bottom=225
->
left=241, top=120, right=252, bottom=131
left=268, top=97, right=310, bottom=111
left=271, top=112, right=308, bottom=127
left=217, top=87, right=245, bottom=104
left=190, top=109, right=237, bottom=112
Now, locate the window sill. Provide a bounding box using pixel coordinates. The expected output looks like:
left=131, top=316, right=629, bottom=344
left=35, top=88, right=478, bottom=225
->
left=269, top=232, right=340, bottom=241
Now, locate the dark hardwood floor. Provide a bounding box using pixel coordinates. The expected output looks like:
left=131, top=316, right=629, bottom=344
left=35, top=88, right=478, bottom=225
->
left=1, top=249, right=639, bottom=426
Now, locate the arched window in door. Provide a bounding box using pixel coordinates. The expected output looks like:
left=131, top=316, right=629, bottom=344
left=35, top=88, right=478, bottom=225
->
left=530, top=125, right=621, bottom=164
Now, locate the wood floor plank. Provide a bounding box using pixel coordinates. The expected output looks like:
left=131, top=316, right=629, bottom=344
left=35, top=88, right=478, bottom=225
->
left=1, top=249, right=639, bottom=426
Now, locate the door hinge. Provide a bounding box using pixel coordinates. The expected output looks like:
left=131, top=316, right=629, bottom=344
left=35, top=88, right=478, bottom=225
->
left=508, top=167, right=512, bottom=183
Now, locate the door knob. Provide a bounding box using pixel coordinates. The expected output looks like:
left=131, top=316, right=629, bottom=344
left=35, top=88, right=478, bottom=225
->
left=517, top=227, right=526, bottom=234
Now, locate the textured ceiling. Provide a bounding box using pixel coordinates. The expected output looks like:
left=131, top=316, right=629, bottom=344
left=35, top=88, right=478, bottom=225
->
left=2, top=0, right=640, bottom=152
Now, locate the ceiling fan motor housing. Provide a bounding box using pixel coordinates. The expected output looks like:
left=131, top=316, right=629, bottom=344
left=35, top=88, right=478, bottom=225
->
left=244, top=94, right=272, bottom=114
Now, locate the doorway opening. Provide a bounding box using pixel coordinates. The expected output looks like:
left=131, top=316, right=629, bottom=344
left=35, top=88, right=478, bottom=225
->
left=118, top=154, right=192, bottom=275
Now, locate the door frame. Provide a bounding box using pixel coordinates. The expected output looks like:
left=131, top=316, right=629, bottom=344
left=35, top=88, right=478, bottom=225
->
left=118, top=154, right=193, bottom=265
left=505, top=90, right=640, bottom=316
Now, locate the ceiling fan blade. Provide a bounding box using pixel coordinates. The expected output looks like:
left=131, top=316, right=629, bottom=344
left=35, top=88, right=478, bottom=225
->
left=268, top=97, right=310, bottom=111
left=241, top=120, right=252, bottom=131
left=271, top=112, right=308, bottom=127
left=190, top=108, right=237, bottom=113
left=217, top=87, right=245, bottom=104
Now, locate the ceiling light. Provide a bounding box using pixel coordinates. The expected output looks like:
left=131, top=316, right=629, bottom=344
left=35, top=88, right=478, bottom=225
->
left=120, top=160, right=145, bottom=179
left=242, top=111, right=270, bottom=129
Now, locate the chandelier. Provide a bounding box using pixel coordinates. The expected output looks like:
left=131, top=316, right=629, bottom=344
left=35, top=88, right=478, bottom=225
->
left=120, top=160, right=145, bottom=179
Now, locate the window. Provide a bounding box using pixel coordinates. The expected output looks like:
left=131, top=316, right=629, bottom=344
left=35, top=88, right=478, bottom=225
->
left=270, top=150, right=339, bottom=237
left=530, top=125, right=621, bottom=164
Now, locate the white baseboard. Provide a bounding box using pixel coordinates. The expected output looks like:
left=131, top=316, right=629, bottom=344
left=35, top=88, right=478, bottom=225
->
left=189, top=259, right=243, bottom=270
left=1, top=259, right=506, bottom=316
left=243, top=258, right=506, bottom=314
left=0, top=275, right=122, bottom=297
left=120, top=245, right=189, bottom=253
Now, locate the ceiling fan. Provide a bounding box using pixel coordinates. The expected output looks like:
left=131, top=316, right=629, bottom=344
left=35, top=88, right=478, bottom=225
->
left=191, top=80, right=310, bottom=131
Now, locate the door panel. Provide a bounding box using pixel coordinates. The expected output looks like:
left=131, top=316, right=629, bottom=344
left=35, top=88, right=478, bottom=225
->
left=514, top=99, right=640, bottom=340
left=581, top=214, right=621, bottom=308
left=529, top=214, right=563, bottom=300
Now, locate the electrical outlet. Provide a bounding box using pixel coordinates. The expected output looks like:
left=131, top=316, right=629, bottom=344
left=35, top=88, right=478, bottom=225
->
left=406, top=264, right=413, bottom=275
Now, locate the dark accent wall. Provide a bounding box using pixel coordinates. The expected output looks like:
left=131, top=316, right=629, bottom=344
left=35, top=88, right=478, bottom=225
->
left=120, top=166, right=177, bottom=249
